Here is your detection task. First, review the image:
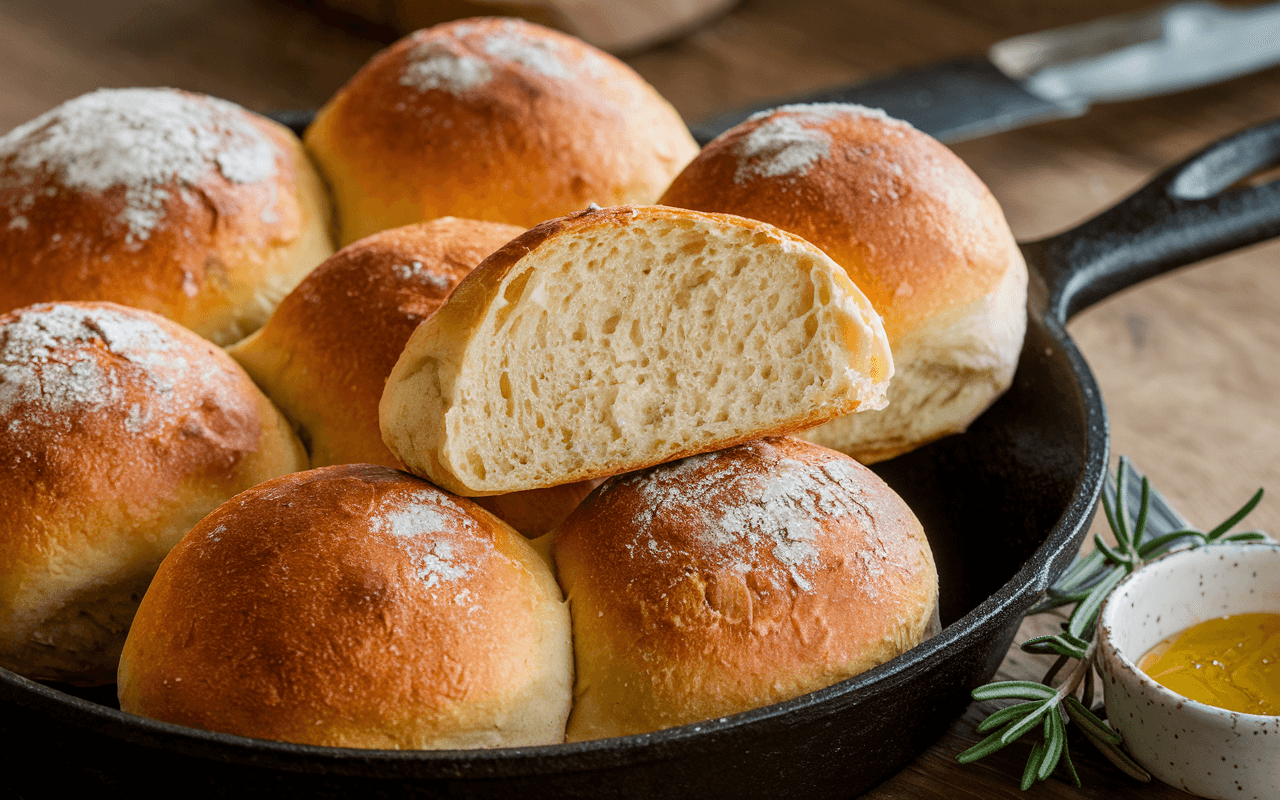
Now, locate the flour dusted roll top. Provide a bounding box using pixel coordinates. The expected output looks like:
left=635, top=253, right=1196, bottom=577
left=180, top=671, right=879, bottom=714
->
left=304, top=17, right=700, bottom=245
left=118, top=465, right=573, bottom=749
left=0, top=302, right=306, bottom=685
left=0, top=88, right=334, bottom=345
left=551, top=436, right=938, bottom=741
left=660, top=104, right=1028, bottom=463
left=228, top=217, right=598, bottom=536
left=379, top=205, right=894, bottom=497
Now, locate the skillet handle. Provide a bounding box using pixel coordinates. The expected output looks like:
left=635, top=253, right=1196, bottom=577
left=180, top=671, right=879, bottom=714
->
left=1020, top=117, right=1280, bottom=324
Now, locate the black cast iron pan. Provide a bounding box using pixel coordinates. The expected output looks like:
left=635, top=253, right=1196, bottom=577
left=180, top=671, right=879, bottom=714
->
left=5, top=115, right=1280, bottom=799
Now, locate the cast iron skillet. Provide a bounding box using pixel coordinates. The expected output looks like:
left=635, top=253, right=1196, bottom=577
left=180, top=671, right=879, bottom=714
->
left=4, top=116, right=1280, bottom=799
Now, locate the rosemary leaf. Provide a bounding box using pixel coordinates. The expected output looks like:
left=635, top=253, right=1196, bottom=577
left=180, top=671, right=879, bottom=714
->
left=1221, top=530, right=1269, bottom=542
left=1063, top=697, right=1121, bottom=745
left=1113, top=458, right=1131, bottom=548
left=975, top=702, right=1038, bottom=734
left=1000, top=698, right=1055, bottom=745
left=1059, top=719, right=1082, bottom=788
left=971, top=681, right=1056, bottom=702
left=1206, top=488, right=1264, bottom=540
left=1066, top=567, right=1126, bottom=639
left=1129, top=478, right=1150, bottom=555
left=1022, top=635, right=1087, bottom=660
left=955, top=728, right=1018, bottom=764
left=1034, top=711, right=1064, bottom=778
left=1136, top=530, right=1202, bottom=557
left=1021, top=740, right=1047, bottom=791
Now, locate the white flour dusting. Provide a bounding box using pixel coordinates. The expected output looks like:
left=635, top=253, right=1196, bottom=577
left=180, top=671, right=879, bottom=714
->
left=734, top=115, right=832, bottom=184
left=0, top=88, right=278, bottom=243
left=0, top=304, right=193, bottom=430
left=379, top=500, right=476, bottom=590
left=735, top=103, right=915, bottom=184
left=614, top=442, right=882, bottom=592
left=400, top=41, right=494, bottom=93
left=482, top=24, right=570, bottom=80
left=400, top=22, right=575, bottom=96
left=392, top=260, right=454, bottom=290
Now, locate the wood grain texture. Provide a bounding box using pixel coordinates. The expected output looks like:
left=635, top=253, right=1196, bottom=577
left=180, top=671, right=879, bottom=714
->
left=2, top=0, right=1276, bottom=796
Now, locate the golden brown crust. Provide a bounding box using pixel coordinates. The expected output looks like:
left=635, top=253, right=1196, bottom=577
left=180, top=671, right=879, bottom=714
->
left=231, top=217, right=524, bottom=467
left=0, top=302, right=306, bottom=683
left=118, top=464, right=573, bottom=749
left=659, top=104, right=1019, bottom=343
left=304, top=17, right=700, bottom=245
left=551, top=436, right=937, bottom=741
left=0, top=88, right=334, bottom=346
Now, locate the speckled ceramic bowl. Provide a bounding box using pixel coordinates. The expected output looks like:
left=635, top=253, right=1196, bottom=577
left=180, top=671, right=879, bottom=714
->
left=1097, top=542, right=1280, bottom=800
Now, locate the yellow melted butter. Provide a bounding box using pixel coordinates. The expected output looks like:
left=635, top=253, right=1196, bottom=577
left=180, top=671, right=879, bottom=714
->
left=1138, top=613, right=1280, bottom=716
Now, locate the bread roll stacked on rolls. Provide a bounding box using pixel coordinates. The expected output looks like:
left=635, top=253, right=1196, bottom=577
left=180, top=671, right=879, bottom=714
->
left=380, top=205, right=894, bottom=497
left=119, top=465, right=573, bottom=749
left=0, top=88, right=334, bottom=346
left=551, top=436, right=938, bottom=741
left=0, top=302, right=307, bottom=685
left=304, top=17, right=700, bottom=245
left=661, top=104, right=1028, bottom=463
left=230, top=217, right=597, bottom=536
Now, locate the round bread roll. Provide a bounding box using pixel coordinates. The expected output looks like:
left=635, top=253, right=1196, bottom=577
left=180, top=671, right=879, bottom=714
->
left=380, top=205, right=893, bottom=498
left=228, top=217, right=597, bottom=536
left=551, top=436, right=938, bottom=741
left=304, top=17, right=700, bottom=246
left=0, top=87, right=334, bottom=346
left=0, top=302, right=307, bottom=685
left=660, top=104, right=1028, bottom=463
left=118, top=464, right=573, bottom=750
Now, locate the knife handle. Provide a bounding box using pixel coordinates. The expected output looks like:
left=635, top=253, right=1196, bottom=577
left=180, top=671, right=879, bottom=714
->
left=1022, top=116, right=1280, bottom=324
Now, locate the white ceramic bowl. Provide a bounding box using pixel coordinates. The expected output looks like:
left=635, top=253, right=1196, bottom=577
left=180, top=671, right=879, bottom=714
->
left=1096, top=542, right=1280, bottom=800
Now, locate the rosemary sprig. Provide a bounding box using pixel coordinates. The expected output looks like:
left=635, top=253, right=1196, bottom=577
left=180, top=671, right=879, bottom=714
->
left=957, top=456, right=1269, bottom=789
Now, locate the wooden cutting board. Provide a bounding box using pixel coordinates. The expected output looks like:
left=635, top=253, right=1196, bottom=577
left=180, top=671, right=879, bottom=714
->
left=1, top=0, right=1275, bottom=796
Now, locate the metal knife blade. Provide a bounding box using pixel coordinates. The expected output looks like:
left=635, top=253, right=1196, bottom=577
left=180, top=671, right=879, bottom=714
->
left=687, top=0, right=1280, bottom=146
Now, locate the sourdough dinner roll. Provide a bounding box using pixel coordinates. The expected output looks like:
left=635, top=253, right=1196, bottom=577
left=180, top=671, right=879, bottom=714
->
left=0, top=88, right=334, bottom=346
left=118, top=465, right=573, bottom=749
left=0, top=302, right=306, bottom=685
left=304, top=17, right=700, bottom=245
left=228, top=217, right=596, bottom=536
left=551, top=436, right=938, bottom=741
left=660, top=104, right=1028, bottom=463
left=379, top=205, right=893, bottom=497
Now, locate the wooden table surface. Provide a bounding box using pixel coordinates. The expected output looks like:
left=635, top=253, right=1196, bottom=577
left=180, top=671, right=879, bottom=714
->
left=2, top=0, right=1277, bottom=797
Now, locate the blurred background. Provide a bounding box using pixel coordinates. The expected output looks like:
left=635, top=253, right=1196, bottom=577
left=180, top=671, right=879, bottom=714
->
left=2, top=4, right=1277, bottom=793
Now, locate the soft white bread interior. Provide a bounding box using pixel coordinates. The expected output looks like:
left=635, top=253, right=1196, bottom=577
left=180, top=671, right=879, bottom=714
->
left=660, top=103, right=1028, bottom=463
left=0, top=302, right=306, bottom=684
left=379, top=205, right=893, bottom=496
left=550, top=436, right=939, bottom=741
left=118, top=464, right=573, bottom=749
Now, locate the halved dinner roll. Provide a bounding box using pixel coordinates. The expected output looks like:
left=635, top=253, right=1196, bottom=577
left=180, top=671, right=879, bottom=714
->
left=660, top=104, right=1027, bottom=463
left=305, top=17, right=700, bottom=245
left=380, top=205, right=893, bottom=496
left=228, top=217, right=597, bottom=536
left=0, top=88, right=334, bottom=346
left=551, top=436, right=938, bottom=741
left=0, top=302, right=306, bottom=684
left=118, top=464, right=573, bottom=749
